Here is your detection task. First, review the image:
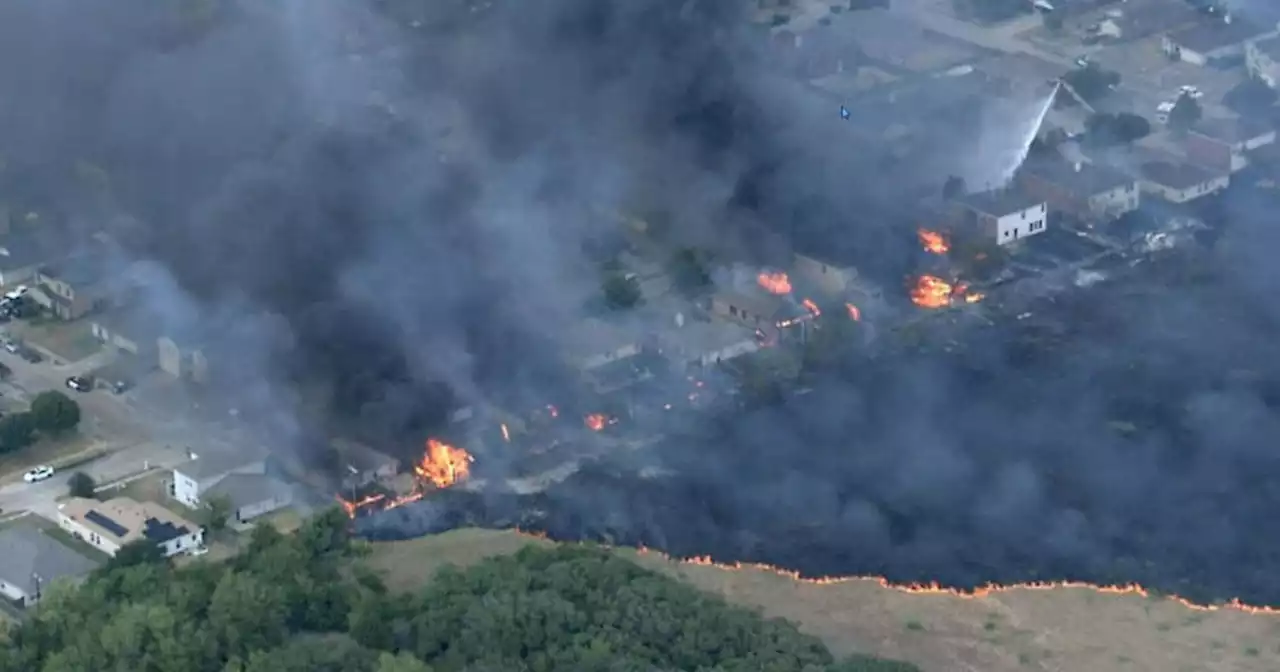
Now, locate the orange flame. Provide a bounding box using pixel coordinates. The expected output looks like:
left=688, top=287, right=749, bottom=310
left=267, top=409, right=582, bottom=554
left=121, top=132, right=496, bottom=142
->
left=845, top=303, right=861, bottom=321
left=336, top=493, right=385, bottom=518
left=801, top=298, right=821, bottom=317
left=757, top=271, right=792, bottom=295
left=585, top=413, right=607, bottom=431
left=918, top=229, right=949, bottom=255
left=911, top=275, right=954, bottom=309
left=965, top=292, right=985, bottom=304
left=414, top=438, right=474, bottom=488
left=500, top=529, right=1280, bottom=617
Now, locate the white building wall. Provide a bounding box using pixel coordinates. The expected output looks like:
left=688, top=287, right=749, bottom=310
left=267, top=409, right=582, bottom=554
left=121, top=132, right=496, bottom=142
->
left=173, top=471, right=202, bottom=508
left=58, top=514, right=124, bottom=556
left=159, top=529, right=205, bottom=558
left=1139, top=175, right=1230, bottom=203
left=1087, top=184, right=1141, bottom=217
left=0, top=579, right=28, bottom=604
left=994, top=203, right=1048, bottom=246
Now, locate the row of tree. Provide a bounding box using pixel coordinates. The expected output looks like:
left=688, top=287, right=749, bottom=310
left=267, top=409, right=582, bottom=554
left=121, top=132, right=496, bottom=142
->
left=0, top=508, right=918, bottom=671
left=0, top=390, right=81, bottom=454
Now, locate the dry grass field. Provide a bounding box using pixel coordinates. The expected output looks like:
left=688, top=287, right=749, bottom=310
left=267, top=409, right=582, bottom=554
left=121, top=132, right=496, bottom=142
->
left=366, top=529, right=1280, bottom=672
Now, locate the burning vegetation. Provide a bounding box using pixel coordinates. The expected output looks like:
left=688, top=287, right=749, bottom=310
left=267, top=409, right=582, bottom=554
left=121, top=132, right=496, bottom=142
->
left=918, top=229, right=949, bottom=255
left=910, top=274, right=984, bottom=309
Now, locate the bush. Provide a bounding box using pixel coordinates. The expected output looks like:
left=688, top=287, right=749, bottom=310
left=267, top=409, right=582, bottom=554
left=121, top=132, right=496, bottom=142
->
left=66, top=471, right=96, bottom=498
left=0, top=412, right=36, bottom=453
left=30, top=390, right=81, bottom=433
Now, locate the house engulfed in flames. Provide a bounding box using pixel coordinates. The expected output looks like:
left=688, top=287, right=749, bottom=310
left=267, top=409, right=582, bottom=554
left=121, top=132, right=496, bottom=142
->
left=710, top=266, right=822, bottom=344
left=338, top=438, right=474, bottom=518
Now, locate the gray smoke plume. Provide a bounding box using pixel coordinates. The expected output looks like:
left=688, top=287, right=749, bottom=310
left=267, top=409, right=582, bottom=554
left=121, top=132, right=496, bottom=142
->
left=10, top=0, right=1280, bottom=608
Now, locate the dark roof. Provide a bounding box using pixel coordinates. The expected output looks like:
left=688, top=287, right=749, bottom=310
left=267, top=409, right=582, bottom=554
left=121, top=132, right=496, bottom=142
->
left=330, top=439, right=399, bottom=474
left=959, top=188, right=1046, bottom=216
left=1023, top=158, right=1137, bottom=195
left=1167, top=18, right=1273, bottom=54
left=1192, top=117, right=1276, bottom=144
left=0, top=522, right=98, bottom=596
left=1140, top=160, right=1223, bottom=189
left=141, top=517, right=191, bottom=544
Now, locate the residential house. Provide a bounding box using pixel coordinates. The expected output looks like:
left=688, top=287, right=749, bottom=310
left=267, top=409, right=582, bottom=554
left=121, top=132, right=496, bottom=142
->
left=171, top=448, right=270, bottom=508
left=1138, top=159, right=1230, bottom=202
left=91, top=303, right=162, bottom=360
left=203, top=473, right=294, bottom=526
left=1246, top=34, right=1280, bottom=86
left=792, top=251, right=860, bottom=297
left=1184, top=117, right=1277, bottom=173
left=654, top=312, right=761, bottom=371
left=330, top=438, right=401, bottom=491
left=158, top=335, right=209, bottom=384
left=30, top=260, right=111, bottom=321
left=954, top=189, right=1049, bottom=245
left=1017, top=159, right=1141, bottom=221
left=561, top=318, right=644, bottom=373
left=0, top=520, right=99, bottom=605
left=58, top=497, right=204, bottom=558
left=1162, top=17, right=1279, bottom=66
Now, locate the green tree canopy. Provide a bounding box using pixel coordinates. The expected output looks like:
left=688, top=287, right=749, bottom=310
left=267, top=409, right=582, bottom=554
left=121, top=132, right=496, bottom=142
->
left=1062, top=63, right=1121, bottom=103
left=1084, top=112, right=1151, bottom=146
left=602, top=273, right=642, bottom=310
left=0, top=412, right=35, bottom=453
left=30, top=390, right=81, bottom=433
left=1168, top=93, right=1202, bottom=131
left=0, top=508, right=918, bottom=672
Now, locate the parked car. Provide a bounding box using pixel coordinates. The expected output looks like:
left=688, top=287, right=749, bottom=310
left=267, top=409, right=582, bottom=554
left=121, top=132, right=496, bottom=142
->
left=65, top=376, right=92, bottom=392
left=19, top=347, right=42, bottom=363
left=4, top=340, right=19, bottom=354
left=22, top=465, right=54, bottom=483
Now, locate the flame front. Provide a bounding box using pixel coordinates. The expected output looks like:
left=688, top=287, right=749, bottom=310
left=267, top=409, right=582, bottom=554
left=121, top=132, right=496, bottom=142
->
left=911, top=275, right=954, bottom=309
left=415, top=438, right=474, bottom=488
left=918, top=229, right=949, bottom=255
left=584, top=413, right=607, bottom=431
left=757, top=271, right=792, bottom=295
left=845, top=303, right=861, bottom=321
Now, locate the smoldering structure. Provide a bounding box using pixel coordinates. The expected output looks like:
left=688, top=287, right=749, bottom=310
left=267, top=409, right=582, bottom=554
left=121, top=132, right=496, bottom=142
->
left=9, top=0, right=1280, bottom=607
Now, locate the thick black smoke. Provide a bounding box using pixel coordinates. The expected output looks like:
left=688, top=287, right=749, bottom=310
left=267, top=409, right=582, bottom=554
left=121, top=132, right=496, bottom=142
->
left=11, top=0, right=1280, bottom=606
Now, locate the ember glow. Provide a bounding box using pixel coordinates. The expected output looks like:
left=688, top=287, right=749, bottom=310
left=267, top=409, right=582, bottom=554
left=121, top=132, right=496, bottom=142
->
left=415, top=438, right=474, bottom=488
left=585, top=413, right=608, bottom=431
left=845, top=303, right=861, bottom=321
left=918, top=229, right=949, bottom=255
left=801, top=298, right=821, bottom=317
left=910, top=275, right=984, bottom=308
left=756, top=271, right=792, bottom=295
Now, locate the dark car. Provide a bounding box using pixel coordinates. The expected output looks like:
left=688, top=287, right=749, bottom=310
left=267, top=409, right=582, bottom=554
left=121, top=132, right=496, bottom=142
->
left=19, top=348, right=42, bottom=364
left=65, top=376, right=92, bottom=392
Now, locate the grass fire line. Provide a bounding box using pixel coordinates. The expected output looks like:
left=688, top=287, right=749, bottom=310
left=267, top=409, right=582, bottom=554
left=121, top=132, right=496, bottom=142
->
left=503, top=529, right=1280, bottom=617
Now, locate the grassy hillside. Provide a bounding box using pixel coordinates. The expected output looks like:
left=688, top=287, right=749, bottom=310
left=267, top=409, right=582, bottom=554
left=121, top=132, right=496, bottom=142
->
left=366, top=529, right=1280, bottom=672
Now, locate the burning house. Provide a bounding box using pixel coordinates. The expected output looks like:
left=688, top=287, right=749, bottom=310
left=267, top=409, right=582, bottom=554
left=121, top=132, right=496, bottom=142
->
left=329, top=438, right=401, bottom=492
left=709, top=265, right=819, bottom=344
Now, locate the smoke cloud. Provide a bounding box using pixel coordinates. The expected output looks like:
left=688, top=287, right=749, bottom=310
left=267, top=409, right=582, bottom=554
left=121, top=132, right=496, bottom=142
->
left=9, top=0, right=1280, bottom=607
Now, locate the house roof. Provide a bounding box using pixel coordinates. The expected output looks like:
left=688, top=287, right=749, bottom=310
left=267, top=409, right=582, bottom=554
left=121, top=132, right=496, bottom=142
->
left=204, top=473, right=291, bottom=511
left=958, top=188, right=1046, bottom=217
left=60, top=497, right=199, bottom=547
left=1140, top=160, right=1224, bottom=189
left=1167, top=18, right=1273, bottom=54
left=1023, top=158, right=1137, bottom=196
left=176, top=448, right=265, bottom=482
left=330, top=438, right=400, bottom=474
left=1192, top=117, right=1275, bottom=144
left=0, top=521, right=98, bottom=596
left=92, top=303, right=165, bottom=347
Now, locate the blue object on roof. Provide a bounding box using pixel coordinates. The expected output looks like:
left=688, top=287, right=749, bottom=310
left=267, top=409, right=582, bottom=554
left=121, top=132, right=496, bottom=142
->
left=85, top=509, right=129, bottom=538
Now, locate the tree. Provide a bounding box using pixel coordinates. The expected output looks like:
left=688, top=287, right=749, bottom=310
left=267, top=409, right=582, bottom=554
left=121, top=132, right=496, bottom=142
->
left=98, top=539, right=167, bottom=575
left=30, top=390, right=81, bottom=433
left=1224, top=77, right=1278, bottom=118
left=1062, top=63, right=1121, bottom=103
left=202, top=494, right=233, bottom=533
left=67, top=471, right=96, bottom=499
left=942, top=175, right=966, bottom=199
left=668, top=247, right=712, bottom=296
left=1084, top=112, right=1150, bottom=146
left=0, top=412, right=35, bottom=452
left=1168, top=93, right=1202, bottom=131
left=602, top=273, right=642, bottom=310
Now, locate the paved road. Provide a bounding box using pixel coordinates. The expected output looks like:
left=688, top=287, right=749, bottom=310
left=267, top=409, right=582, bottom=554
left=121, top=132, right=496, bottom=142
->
left=0, top=442, right=191, bottom=518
